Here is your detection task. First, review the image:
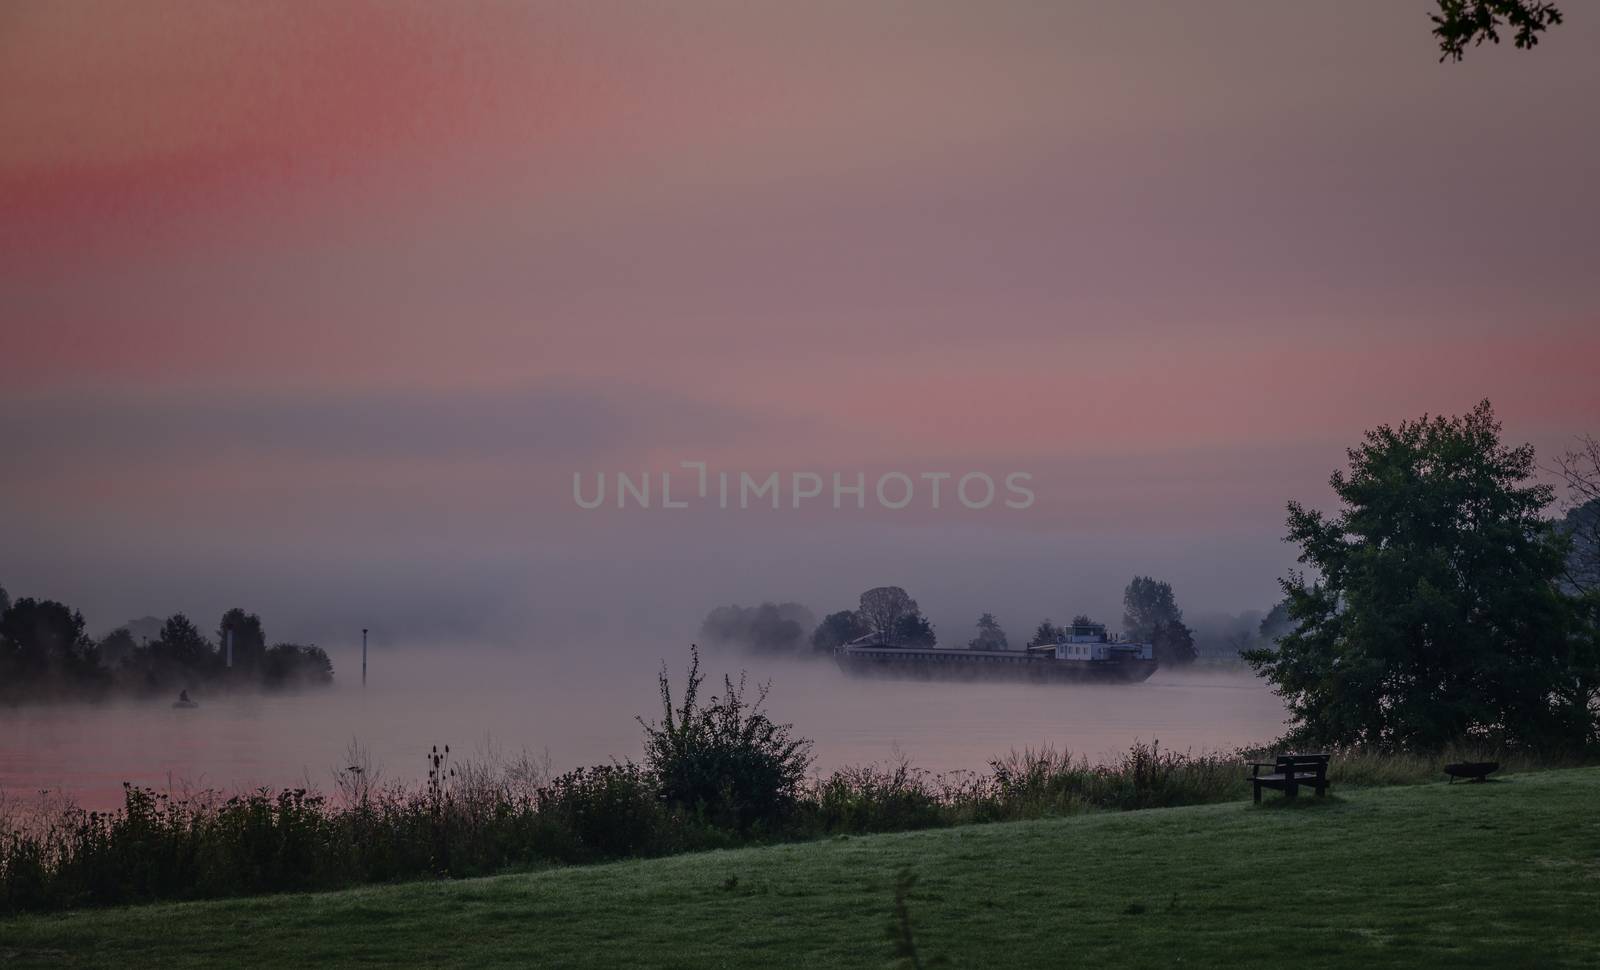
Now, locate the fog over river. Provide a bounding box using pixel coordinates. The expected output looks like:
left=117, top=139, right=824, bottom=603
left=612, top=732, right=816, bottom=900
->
left=1, top=644, right=1288, bottom=812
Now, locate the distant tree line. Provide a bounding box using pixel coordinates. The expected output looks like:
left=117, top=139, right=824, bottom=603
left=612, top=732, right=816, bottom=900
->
left=0, top=590, right=333, bottom=704
left=705, top=576, right=1207, bottom=666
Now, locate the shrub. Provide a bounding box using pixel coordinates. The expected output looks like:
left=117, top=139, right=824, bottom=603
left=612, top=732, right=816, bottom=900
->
left=638, top=646, right=813, bottom=830
left=809, top=760, right=948, bottom=834
left=536, top=764, right=670, bottom=860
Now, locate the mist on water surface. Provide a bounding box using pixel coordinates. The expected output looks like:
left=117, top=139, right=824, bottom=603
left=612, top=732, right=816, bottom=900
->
left=0, top=641, right=1285, bottom=811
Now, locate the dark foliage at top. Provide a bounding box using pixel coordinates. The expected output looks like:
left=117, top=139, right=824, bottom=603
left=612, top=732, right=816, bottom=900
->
left=1431, top=0, right=1563, bottom=61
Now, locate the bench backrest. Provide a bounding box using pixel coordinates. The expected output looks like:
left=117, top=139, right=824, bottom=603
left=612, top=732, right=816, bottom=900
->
left=1275, top=754, right=1328, bottom=778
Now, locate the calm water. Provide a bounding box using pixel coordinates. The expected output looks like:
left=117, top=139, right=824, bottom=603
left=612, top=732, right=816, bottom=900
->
left=0, top=646, right=1287, bottom=811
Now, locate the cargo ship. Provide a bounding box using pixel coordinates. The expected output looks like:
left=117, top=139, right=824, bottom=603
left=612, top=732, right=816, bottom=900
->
left=834, top=620, right=1158, bottom=684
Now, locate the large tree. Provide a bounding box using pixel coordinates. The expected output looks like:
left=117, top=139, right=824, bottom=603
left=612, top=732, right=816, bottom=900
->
left=1246, top=401, right=1592, bottom=750
left=857, top=586, right=918, bottom=645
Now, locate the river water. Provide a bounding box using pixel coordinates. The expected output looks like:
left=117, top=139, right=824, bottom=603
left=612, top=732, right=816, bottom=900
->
left=0, top=646, right=1288, bottom=811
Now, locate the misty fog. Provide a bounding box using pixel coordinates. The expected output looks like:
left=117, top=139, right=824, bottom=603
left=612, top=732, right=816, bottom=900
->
left=1, top=641, right=1285, bottom=812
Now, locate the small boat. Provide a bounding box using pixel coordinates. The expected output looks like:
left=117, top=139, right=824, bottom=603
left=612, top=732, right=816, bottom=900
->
left=1444, top=761, right=1498, bottom=783
left=172, top=689, right=199, bottom=709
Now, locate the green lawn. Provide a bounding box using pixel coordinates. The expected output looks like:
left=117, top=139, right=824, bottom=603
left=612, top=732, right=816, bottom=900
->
left=5, top=769, right=1600, bottom=968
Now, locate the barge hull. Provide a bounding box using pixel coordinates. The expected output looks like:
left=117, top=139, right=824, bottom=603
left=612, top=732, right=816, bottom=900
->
left=834, top=648, right=1158, bottom=684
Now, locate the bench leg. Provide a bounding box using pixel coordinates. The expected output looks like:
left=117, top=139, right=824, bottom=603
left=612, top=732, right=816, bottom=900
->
left=1285, top=780, right=1298, bottom=799
left=1252, top=782, right=1261, bottom=804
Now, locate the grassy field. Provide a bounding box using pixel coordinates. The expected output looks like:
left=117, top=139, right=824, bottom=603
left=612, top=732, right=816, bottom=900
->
left=4, top=768, right=1599, bottom=969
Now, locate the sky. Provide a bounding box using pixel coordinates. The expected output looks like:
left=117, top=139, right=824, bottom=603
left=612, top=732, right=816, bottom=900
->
left=2, top=2, right=1598, bottom=649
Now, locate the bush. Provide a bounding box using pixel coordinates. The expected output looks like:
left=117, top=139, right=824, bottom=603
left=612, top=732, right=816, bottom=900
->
left=638, top=646, right=813, bottom=830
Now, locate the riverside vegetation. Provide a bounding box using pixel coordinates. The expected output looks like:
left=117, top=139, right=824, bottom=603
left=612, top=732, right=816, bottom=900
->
left=1, top=648, right=1584, bottom=914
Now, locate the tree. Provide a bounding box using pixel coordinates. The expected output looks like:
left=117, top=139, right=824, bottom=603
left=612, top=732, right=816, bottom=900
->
left=0, top=597, right=95, bottom=677
left=1028, top=620, right=1065, bottom=647
left=1431, top=1, right=1563, bottom=62
left=1245, top=401, right=1591, bottom=750
left=1151, top=619, right=1197, bottom=666
left=97, top=627, right=138, bottom=668
left=858, top=586, right=917, bottom=645
left=217, top=608, right=267, bottom=671
left=0, top=583, right=9, bottom=615
left=1123, top=576, right=1184, bottom=641
left=894, top=612, right=937, bottom=648
left=968, top=612, right=1009, bottom=651
left=262, top=643, right=334, bottom=688
left=1257, top=600, right=1293, bottom=646
left=151, top=614, right=215, bottom=670
left=811, top=610, right=868, bottom=652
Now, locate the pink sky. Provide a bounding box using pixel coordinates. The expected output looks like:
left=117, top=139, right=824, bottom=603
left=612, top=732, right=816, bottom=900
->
left=3, top=2, right=1597, bottom=643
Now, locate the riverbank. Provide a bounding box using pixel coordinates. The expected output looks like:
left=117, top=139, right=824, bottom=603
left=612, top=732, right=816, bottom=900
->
left=5, top=767, right=1599, bottom=968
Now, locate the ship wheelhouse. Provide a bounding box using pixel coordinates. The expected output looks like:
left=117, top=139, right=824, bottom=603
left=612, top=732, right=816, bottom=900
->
left=1053, top=622, right=1154, bottom=662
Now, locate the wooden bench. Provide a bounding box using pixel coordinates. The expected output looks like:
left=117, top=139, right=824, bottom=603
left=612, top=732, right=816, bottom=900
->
left=1247, top=753, right=1330, bottom=803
